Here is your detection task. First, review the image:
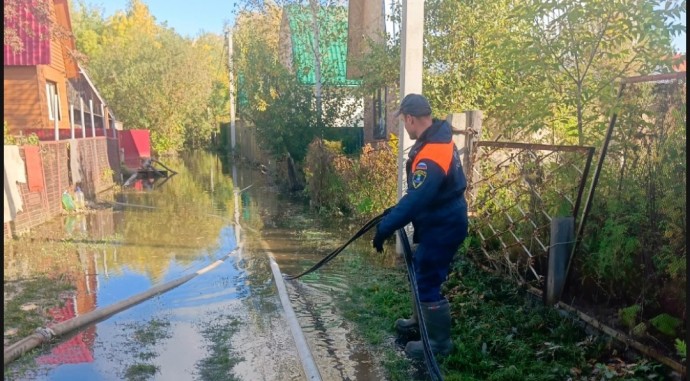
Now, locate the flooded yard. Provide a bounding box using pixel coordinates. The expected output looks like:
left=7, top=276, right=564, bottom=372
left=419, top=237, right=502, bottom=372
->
left=4, top=152, right=389, bottom=381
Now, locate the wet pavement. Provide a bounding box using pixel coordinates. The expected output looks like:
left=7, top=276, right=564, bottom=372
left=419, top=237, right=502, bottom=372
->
left=4, top=152, right=387, bottom=380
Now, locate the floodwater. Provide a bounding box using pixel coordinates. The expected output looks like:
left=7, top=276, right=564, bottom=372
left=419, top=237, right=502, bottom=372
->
left=4, top=152, right=391, bottom=381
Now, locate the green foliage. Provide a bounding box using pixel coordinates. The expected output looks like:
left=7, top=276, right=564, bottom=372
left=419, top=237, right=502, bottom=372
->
left=357, top=0, right=681, bottom=144
left=650, top=313, right=682, bottom=337
left=339, top=251, right=676, bottom=380
left=71, top=0, right=228, bottom=154
left=583, top=204, right=642, bottom=292
left=422, top=0, right=519, bottom=118
left=303, top=138, right=350, bottom=214
left=338, top=140, right=398, bottom=217
left=4, top=120, right=11, bottom=144
left=618, top=304, right=641, bottom=329
left=196, top=314, right=242, bottom=380
left=631, top=322, right=648, bottom=337
left=321, top=127, right=363, bottom=155
left=4, top=123, right=40, bottom=146
left=233, top=2, right=363, bottom=161
left=577, top=79, right=686, bottom=322
left=500, top=0, right=681, bottom=145
left=675, top=339, right=686, bottom=359
left=304, top=136, right=397, bottom=217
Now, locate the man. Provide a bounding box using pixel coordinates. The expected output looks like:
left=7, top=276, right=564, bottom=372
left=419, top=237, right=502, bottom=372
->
left=372, top=93, right=469, bottom=360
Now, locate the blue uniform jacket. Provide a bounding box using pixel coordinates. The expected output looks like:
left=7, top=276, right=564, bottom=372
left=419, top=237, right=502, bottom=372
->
left=377, top=119, right=468, bottom=246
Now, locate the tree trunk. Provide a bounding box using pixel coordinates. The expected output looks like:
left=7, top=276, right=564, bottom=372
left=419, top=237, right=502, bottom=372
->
left=308, top=0, right=323, bottom=126
left=576, top=81, right=584, bottom=146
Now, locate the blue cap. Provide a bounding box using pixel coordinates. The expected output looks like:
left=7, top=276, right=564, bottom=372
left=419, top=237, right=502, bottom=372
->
left=394, top=93, right=432, bottom=117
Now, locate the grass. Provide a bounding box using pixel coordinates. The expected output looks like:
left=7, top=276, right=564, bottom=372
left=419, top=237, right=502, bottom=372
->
left=338, top=252, right=678, bottom=380
left=123, top=364, right=159, bottom=381
left=195, top=313, right=243, bottom=381
left=3, top=275, right=75, bottom=343
left=3, top=274, right=74, bottom=380
left=119, top=317, right=172, bottom=381
left=3, top=234, right=121, bottom=347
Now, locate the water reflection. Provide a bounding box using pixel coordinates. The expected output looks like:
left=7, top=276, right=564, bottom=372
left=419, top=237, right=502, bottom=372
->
left=5, top=151, right=385, bottom=380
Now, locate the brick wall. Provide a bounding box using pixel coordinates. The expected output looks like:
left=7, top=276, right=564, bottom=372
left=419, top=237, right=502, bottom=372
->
left=4, top=136, right=120, bottom=238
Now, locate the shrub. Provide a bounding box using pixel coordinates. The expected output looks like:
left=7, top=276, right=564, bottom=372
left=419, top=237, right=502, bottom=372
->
left=336, top=138, right=398, bottom=217
left=304, top=138, right=350, bottom=214
left=304, top=136, right=398, bottom=217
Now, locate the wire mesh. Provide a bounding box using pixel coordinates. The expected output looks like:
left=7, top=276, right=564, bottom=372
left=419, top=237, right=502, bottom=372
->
left=466, top=141, right=594, bottom=286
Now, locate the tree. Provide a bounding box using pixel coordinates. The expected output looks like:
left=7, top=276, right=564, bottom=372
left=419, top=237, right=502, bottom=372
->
left=233, top=4, right=318, bottom=161
left=503, top=0, right=683, bottom=145
left=71, top=0, right=227, bottom=153
left=70, top=0, right=107, bottom=59
left=237, top=0, right=349, bottom=124
left=233, top=2, right=360, bottom=162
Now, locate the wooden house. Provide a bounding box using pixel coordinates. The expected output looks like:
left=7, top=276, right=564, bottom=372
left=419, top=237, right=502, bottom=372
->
left=3, top=0, right=116, bottom=140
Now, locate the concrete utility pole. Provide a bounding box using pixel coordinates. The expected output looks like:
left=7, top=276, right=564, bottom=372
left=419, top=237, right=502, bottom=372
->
left=226, top=27, right=236, bottom=152
left=396, top=0, right=424, bottom=253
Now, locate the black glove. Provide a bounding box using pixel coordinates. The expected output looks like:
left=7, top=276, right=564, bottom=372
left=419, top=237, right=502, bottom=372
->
left=372, top=228, right=386, bottom=253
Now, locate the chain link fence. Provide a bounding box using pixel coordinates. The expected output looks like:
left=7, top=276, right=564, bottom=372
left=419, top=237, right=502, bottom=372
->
left=465, top=141, right=594, bottom=287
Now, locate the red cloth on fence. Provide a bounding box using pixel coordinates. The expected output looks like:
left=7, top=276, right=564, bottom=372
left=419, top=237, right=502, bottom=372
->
left=23, top=146, right=44, bottom=192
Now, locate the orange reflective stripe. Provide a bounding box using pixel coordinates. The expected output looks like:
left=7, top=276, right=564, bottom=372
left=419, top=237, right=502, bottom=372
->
left=412, top=142, right=454, bottom=174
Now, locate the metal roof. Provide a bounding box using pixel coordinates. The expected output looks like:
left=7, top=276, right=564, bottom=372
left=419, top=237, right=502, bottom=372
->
left=285, top=5, right=361, bottom=87
left=3, top=3, right=51, bottom=65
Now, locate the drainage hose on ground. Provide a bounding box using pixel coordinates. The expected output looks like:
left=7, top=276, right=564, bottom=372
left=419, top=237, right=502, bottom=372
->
left=281, top=213, right=443, bottom=380
left=4, top=248, right=239, bottom=366
left=397, top=228, right=444, bottom=381
left=283, top=214, right=383, bottom=280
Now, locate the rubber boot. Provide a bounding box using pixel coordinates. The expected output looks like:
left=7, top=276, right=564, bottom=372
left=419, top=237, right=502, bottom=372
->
left=404, top=298, right=453, bottom=360
left=395, top=293, right=419, bottom=338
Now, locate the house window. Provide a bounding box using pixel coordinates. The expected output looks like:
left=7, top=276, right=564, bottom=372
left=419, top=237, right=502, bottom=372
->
left=373, top=88, right=387, bottom=140
left=46, top=81, right=61, bottom=121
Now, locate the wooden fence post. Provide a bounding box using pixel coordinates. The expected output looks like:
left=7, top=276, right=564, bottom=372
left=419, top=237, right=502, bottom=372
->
left=447, top=110, right=482, bottom=203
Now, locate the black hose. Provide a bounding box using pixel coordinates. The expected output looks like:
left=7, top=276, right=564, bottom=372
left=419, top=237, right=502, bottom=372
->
left=282, top=213, right=443, bottom=379
left=397, top=228, right=444, bottom=381
left=283, top=214, right=383, bottom=280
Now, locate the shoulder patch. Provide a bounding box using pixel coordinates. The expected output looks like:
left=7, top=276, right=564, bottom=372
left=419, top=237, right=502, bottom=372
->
left=412, top=169, right=427, bottom=189
left=415, top=162, right=427, bottom=170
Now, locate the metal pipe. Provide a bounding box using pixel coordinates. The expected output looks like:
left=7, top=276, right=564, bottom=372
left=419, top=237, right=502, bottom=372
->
left=572, top=147, right=595, bottom=220
left=562, top=83, right=626, bottom=300
left=4, top=248, right=238, bottom=365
